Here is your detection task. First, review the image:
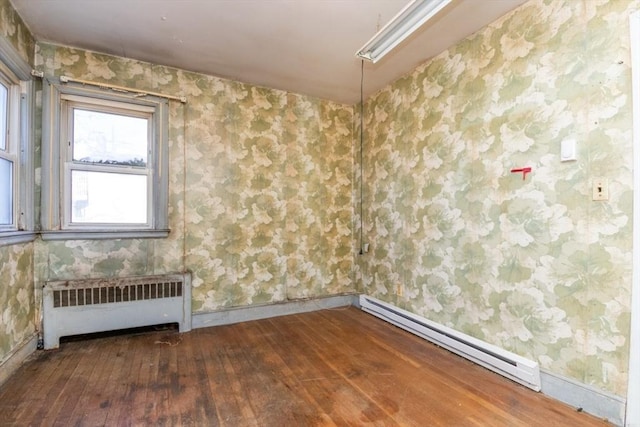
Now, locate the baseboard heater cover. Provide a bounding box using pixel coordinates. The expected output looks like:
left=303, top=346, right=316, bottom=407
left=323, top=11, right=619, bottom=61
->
left=43, top=273, right=192, bottom=349
left=359, top=295, right=541, bottom=391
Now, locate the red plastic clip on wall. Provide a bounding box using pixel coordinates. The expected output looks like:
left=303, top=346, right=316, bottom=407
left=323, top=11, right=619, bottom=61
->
left=510, top=167, right=532, bottom=180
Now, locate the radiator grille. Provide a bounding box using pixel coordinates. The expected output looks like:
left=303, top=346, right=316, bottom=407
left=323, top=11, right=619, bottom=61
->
left=43, top=273, right=191, bottom=349
left=52, top=280, right=183, bottom=308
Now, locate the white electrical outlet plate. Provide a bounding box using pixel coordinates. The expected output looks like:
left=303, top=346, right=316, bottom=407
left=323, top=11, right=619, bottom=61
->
left=592, top=178, right=609, bottom=201
left=561, top=139, right=577, bottom=162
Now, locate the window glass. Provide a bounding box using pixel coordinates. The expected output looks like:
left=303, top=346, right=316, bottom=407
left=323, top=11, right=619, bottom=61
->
left=41, top=84, right=169, bottom=239
left=72, top=109, right=148, bottom=166
left=70, top=170, right=147, bottom=224
left=0, top=40, right=37, bottom=244
left=0, top=157, right=12, bottom=225
left=0, top=82, right=7, bottom=151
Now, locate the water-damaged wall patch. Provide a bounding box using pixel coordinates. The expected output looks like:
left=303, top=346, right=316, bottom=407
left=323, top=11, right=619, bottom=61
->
left=0, top=0, right=35, bottom=66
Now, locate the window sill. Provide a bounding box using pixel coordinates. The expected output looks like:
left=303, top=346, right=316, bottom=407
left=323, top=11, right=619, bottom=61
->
left=40, top=229, right=170, bottom=241
left=0, top=231, right=37, bottom=247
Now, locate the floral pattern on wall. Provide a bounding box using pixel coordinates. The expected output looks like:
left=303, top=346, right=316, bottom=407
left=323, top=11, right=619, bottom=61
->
left=3, top=0, right=637, bottom=402
left=359, top=0, right=638, bottom=396
left=34, top=43, right=355, bottom=312
left=0, top=0, right=36, bottom=366
left=0, top=243, right=35, bottom=364
left=0, top=0, right=34, bottom=65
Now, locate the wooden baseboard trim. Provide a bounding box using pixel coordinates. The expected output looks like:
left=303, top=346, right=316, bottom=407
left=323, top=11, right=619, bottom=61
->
left=0, top=334, right=38, bottom=387
left=540, top=370, right=626, bottom=426
left=192, top=294, right=360, bottom=329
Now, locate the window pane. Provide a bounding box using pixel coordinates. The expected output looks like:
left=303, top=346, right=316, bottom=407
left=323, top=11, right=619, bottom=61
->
left=0, top=157, right=12, bottom=225
left=72, top=109, right=148, bottom=166
left=0, top=83, right=7, bottom=151
left=71, top=170, right=147, bottom=224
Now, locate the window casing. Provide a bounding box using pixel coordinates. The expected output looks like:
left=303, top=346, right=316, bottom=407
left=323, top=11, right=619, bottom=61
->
left=0, top=72, right=18, bottom=230
left=0, top=37, right=34, bottom=247
left=42, top=84, right=169, bottom=240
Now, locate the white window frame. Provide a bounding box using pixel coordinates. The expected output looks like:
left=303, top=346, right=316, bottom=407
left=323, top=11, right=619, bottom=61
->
left=41, top=83, right=169, bottom=240
left=61, top=95, right=155, bottom=230
left=0, top=37, right=35, bottom=247
left=0, top=69, right=20, bottom=230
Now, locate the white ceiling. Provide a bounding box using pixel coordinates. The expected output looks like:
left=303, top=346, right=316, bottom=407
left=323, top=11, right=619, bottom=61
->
left=11, top=0, right=527, bottom=105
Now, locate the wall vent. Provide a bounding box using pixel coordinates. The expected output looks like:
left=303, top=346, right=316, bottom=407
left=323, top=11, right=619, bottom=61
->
left=359, top=295, right=541, bottom=391
left=43, top=274, right=191, bottom=349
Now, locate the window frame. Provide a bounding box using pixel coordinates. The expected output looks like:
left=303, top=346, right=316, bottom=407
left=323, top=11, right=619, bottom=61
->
left=61, top=95, right=155, bottom=229
left=0, top=70, right=20, bottom=231
left=0, top=37, right=35, bottom=247
left=41, top=82, right=169, bottom=240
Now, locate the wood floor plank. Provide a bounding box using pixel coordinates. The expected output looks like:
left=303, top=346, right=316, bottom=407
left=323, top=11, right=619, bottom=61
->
left=256, top=317, right=348, bottom=425
left=56, top=335, right=126, bottom=425
left=106, top=334, right=152, bottom=425
left=147, top=333, right=169, bottom=423
left=38, top=343, right=94, bottom=425
left=171, top=330, right=219, bottom=425
left=0, top=307, right=612, bottom=426
left=221, top=321, right=319, bottom=426
left=249, top=318, right=347, bottom=426
left=54, top=351, right=96, bottom=424
left=296, top=311, right=460, bottom=426
left=271, top=313, right=407, bottom=426
left=213, top=326, right=261, bottom=426
left=0, top=346, right=69, bottom=424
left=193, top=328, right=235, bottom=426
left=318, top=309, right=532, bottom=426
left=110, top=334, right=148, bottom=425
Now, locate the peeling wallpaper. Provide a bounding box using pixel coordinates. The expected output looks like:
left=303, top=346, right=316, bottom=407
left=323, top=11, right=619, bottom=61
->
left=359, top=0, right=638, bottom=396
left=0, top=0, right=34, bottom=66
left=33, top=43, right=356, bottom=312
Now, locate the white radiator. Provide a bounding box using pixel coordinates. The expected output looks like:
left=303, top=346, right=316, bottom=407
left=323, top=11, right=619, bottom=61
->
left=43, top=273, right=192, bottom=349
left=359, top=295, right=541, bottom=391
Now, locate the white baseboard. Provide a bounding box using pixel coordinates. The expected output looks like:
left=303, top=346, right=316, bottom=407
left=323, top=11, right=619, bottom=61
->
left=0, top=334, right=38, bottom=387
left=192, top=294, right=359, bottom=329
left=540, top=369, right=626, bottom=426
left=359, top=295, right=541, bottom=391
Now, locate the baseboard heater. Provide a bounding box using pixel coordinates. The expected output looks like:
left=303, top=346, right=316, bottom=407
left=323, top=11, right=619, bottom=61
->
left=43, top=273, right=192, bottom=349
left=359, top=295, right=541, bottom=391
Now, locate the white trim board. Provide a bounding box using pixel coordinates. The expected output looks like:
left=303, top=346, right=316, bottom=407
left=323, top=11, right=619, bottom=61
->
left=192, top=294, right=360, bottom=329
left=359, top=294, right=541, bottom=391
left=0, top=334, right=38, bottom=387
left=541, top=370, right=625, bottom=426
left=628, top=10, right=640, bottom=427
left=357, top=295, right=624, bottom=425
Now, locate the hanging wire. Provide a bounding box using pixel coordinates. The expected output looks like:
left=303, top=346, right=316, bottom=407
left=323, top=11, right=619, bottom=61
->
left=359, top=60, right=365, bottom=255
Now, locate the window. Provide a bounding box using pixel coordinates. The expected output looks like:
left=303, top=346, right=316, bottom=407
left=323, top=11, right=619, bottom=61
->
left=0, top=37, right=34, bottom=247
left=63, top=97, right=152, bottom=227
left=0, top=76, right=15, bottom=228
left=42, top=84, right=169, bottom=240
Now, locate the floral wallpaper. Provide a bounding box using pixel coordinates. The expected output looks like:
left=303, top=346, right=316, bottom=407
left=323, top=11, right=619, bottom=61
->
left=33, top=43, right=356, bottom=312
left=3, top=0, right=639, bottom=404
left=0, top=0, right=35, bottom=367
left=359, top=0, right=638, bottom=396
left=0, top=0, right=34, bottom=65
left=0, top=243, right=35, bottom=365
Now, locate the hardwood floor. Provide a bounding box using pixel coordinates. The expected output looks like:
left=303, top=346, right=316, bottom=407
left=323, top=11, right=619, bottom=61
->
left=0, top=307, right=611, bottom=426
